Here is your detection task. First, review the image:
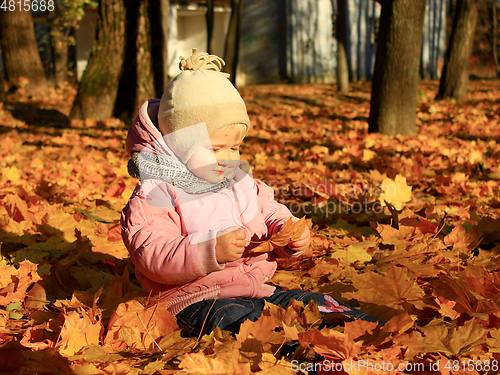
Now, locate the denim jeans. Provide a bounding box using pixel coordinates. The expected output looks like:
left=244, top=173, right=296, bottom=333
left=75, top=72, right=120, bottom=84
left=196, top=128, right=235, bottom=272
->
left=176, top=289, right=384, bottom=338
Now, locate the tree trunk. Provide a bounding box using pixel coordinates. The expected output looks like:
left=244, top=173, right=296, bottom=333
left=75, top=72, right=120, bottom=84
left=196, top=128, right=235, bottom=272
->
left=149, top=0, right=169, bottom=94
left=206, top=0, right=215, bottom=54
left=48, top=0, right=69, bottom=86
left=436, top=0, right=479, bottom=100
left=368, top=0, right=426, bottom=136
left=0, top=56, right=6, bottom=93
left=70, top=0, right=159, bottom=122
left=224, top=0, right=244, bottom=85
left=336, top=0, right=349, bottom=92
left=0, top=3, right=48, bottom=95
left=491, top=0, right=500, bottom=77
left=114, top=0, right=156, bottom=121
left=70, top=0, right=127, bottom=120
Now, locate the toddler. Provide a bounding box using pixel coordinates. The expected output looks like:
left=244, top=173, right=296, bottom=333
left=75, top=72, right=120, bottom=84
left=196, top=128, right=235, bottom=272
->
left=121, top=49, right=382, bottom=338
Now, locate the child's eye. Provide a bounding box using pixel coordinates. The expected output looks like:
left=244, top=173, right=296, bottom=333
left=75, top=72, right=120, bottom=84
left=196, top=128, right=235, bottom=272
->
left=231, top=147, right=240, bottom=151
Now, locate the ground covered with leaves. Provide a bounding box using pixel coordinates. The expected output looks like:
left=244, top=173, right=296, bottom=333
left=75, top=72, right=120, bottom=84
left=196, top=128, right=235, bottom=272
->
left=1, top=80, right=500, bottom=374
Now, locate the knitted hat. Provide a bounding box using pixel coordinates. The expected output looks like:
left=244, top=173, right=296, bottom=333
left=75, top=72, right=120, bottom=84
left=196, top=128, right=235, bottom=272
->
left=158, top=48, right=251, bottom=163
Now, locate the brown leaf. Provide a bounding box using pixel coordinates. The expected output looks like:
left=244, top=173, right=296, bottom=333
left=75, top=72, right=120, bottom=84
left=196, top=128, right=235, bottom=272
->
left=431, top=272, right=499, bottom=316
left=250, top=217, right=307, bottom=254
left=20, top=325, right=58, bottom=351
left=342, top=264, right=424, bottom=310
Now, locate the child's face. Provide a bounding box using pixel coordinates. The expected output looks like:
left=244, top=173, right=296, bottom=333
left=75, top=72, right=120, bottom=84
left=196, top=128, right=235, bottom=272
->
left=187, top=125, right=245, bottom=183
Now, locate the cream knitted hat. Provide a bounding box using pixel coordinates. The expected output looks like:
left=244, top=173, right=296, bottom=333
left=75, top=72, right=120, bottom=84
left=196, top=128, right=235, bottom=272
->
left=158, top=48, right=251, bottom=163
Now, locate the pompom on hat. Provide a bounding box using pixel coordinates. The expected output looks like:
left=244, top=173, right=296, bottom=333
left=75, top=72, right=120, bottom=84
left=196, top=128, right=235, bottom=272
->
left=158, top=48, right=251, bottom=163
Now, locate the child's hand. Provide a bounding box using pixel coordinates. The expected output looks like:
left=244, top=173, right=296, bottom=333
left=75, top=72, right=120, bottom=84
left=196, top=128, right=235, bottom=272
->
left=288, top=226, right=310, bottom=253
left=216, top=227, right=247, bottom=263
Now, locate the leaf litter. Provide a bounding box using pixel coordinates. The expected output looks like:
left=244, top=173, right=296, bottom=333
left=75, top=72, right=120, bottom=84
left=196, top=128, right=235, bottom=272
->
left=1, top=81, right=500, bottom=374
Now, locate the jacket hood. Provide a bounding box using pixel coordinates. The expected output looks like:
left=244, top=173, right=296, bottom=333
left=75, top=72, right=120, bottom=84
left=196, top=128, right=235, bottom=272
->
left=126, top=99, right=178, bottom=159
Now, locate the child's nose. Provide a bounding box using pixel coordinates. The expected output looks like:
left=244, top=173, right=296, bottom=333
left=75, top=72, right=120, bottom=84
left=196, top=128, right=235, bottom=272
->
left=218, top=155, right=239, bottom=167
left=218, top=159, right=231, bottom=167
left=217, top=153, right=236, bottom=166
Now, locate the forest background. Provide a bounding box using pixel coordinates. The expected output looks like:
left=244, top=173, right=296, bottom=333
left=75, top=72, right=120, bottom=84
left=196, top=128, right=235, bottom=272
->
left=1, top=0, right=500, bottom=374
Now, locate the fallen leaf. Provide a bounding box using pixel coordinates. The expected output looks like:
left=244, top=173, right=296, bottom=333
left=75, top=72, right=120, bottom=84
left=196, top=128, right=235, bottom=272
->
left=342, top=264, right=424, bottom=310
left=298, top=328, right=362, bottom=360
left=379, top=175, right=412, bottom=211
left=105, top=299, right=178, bottom=351
left=0, top=260, right=41, bottom=306
left=180, top=351, right=252, bottom=374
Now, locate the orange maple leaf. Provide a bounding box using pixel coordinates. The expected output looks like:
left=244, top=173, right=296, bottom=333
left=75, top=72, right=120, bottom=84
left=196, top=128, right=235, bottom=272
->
left=443, top=224, right=482, bottom=252
left=250, top=217, right=307, bottom=254
left=236, top=312, right=284, bottom=352
left=105, top=299, right=178, bottom=351
left=0, top=260, right=41, bottom=306
left=342, top=264, right=424, bottom=310
left=397, top=318, right=488, bottom=358
left=20, top=325, right=58, bottom=351
left=298, top=328, right=362, bottom=360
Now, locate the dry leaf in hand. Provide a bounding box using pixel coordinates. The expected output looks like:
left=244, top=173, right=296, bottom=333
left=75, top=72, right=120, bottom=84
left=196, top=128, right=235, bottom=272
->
left=250, top=217, right=307, bottom=254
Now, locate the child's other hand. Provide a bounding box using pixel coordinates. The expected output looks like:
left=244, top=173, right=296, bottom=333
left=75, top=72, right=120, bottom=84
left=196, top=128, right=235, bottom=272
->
left=216, top=227, right=246, bottom=263
left=288, top=226, right=310, bottom=253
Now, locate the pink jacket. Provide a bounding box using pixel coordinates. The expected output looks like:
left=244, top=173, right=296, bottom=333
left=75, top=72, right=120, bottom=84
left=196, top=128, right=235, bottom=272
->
left=121, top=100, right=301, bottom=315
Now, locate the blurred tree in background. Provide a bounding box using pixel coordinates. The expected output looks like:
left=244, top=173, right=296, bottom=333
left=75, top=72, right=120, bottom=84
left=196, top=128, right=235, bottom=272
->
left=70, top=0, right=168, bottom=121
left=69, top=0, right=127, bottom=120
left=2, top=0, right=500, bottom=128
left=0, top=4, right=48, bottom=95
left=336, top=0, right=349, bottom=93
left=437, top=0, right=479, bottom=100
left=490, top=0, right=500, bottom=76
left=47, top=0, right=98, bottom=86
left=368, top=0, right=427, bottom=136
left=206, top=0, right=215, bottom=54
left=472, top=0, right=500, bottom=77
left=224, top=0, right=244, bottom=84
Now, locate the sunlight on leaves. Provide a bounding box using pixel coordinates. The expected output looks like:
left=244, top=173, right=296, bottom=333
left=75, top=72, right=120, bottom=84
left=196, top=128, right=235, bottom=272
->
left=379, top=175, right=412, bottom=211
left=1, top=81, right=500, bottom=372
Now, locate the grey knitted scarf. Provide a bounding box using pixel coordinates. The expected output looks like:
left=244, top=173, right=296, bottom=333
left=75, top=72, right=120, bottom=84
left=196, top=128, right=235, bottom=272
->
left=128, top=151, right=235, bottom=194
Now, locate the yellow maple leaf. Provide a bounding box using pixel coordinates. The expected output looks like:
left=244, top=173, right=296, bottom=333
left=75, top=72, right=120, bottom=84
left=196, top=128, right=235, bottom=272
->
left=379, top=175, right=412, bottom=211
left=362, top=148, right=377, bottom=162
left=87, top=235, right=129, bottom=259
left=2, top=166, right=21, bottom=184
left=58, top=309, right=103, bottom=357
left=330, top=242, right=374, bottom=264
left=180, top=351, right=252, bottom=374
left=39, top=210, right=79, bottom=245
